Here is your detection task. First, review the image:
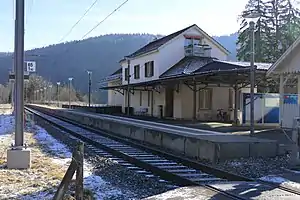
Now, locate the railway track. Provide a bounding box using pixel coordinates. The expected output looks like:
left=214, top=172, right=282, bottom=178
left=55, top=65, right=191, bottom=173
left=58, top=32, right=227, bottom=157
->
left=26, top=106, right=300, bottom=199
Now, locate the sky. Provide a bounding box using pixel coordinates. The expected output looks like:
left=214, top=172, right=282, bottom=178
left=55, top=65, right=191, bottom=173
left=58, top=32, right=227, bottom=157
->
left=0, top=0, right=249, bottom=52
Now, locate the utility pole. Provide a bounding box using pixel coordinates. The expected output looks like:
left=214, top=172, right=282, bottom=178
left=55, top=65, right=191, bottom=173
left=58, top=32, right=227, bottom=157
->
left=7, top=0, right=31, bottom=169
left=14, top=0, right=25, bottom=147
left=87, top=71, right=92, bottom=107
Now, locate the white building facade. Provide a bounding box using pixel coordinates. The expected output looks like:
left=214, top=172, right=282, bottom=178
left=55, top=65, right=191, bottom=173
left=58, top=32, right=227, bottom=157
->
left=102, top=24, right=268, bottom=123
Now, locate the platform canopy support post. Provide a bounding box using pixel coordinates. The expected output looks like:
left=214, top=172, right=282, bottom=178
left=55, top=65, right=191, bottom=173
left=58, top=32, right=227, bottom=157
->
left=234, top=83, right=239, bottom=125
left=279, top=74, right=284, bottom=127
left=193, top=82, right=197, bottom=121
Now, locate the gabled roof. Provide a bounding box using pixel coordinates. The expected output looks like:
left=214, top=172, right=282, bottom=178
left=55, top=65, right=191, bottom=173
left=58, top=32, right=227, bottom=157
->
left=126, top=24, right=195, bottom=59
left=266, top=36, right=300, bottom=76
left=111, top=68, right=122, bottom=75
left=123, top=24, right=230, bottom=60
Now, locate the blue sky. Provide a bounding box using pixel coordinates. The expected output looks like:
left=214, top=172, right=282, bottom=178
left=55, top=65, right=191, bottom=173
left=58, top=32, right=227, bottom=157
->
left=0, top=0, right=250, bottom=52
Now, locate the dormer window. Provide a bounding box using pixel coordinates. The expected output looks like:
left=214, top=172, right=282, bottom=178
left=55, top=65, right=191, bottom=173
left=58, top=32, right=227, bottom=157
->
left=184, top=35, right=202, bottom=47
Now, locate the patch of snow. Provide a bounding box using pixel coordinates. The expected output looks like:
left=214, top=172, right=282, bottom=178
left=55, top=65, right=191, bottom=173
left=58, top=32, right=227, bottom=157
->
left=260, top=175, right=286, bottom=184
left=34, top=126, right=71, bottom=158
left=229, top=161, right=242, bottom=167
left=21, top=190, right=54, bottom=200
left=84, top=175, right=124, bottom=199
left=31, top=125, right=128, bottom=200
left=259, top=175, right=300, bottom=190
left=0, top=115, right=14, bottom=137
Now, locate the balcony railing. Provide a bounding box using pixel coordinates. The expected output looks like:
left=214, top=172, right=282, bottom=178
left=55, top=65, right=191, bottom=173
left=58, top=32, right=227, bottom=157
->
left=184, top=44, right=212, bottom=57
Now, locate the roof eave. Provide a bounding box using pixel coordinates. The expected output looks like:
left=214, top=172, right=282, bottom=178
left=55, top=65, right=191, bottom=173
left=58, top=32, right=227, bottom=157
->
left=267, top=35, right=300, bottom=76
left=121, top=49, right=159, bottom=62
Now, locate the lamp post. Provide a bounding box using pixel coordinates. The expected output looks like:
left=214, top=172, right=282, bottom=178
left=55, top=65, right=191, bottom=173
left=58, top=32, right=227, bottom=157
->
left=68, top=77, right=73, bottom=109
left=48, top=85, right=52, bottom=104
left=87, top=71, right=92, bottom=107
left=57, top=82, right=60, bottom=107
left=43, top=87, right=46, bottom=104
left=243, top=12, right=260, bottom=136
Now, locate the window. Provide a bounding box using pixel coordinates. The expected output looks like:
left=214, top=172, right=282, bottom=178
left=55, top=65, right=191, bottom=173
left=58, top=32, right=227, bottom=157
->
left=145, top=61, right=154, bottom=77
left=184, top=38, right=202, bottom=47
left=134, top=65, right=140, bottom=79
left=124, top=68, right=129, bottom=81
left=198, top=89, right=212, bottom=110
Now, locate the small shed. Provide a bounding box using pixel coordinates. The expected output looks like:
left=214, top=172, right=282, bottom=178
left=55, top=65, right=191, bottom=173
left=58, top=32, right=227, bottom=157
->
left=267, top=37, right=300, bottom=128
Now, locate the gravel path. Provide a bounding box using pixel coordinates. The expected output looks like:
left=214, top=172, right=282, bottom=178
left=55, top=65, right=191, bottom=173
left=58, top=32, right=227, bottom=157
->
left=35, top=118, right=175, bottom=199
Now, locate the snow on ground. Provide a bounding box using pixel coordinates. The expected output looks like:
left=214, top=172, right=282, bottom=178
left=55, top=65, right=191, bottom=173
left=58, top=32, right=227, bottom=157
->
left=0, top=111, right=131, bottom=199
left=25, top=124, right=131, bottom=199
left=259, top=175, right=300, bottom=190
left=0, top=114, right=13, bottom=137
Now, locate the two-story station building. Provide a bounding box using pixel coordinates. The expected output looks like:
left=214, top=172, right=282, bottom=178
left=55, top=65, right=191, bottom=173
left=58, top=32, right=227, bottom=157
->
left=100, top=24, right=271, bottom=124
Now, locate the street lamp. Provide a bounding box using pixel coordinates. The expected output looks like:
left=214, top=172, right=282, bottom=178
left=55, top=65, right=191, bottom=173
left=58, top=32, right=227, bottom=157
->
left=56, top=82, right=60, bottom=107
left=43, top=87, right=46, bottom=104
left=68, top=77, right=73, bottom=109
left=48, top=85, right=52, bottom=104
left=87, top=71, right=92, bottom=107
left=243, top=12, right=260, bottom=136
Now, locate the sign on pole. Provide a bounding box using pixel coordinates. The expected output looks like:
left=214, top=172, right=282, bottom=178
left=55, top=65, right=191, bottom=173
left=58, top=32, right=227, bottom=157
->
left=25, top=61, right=36, bottom=72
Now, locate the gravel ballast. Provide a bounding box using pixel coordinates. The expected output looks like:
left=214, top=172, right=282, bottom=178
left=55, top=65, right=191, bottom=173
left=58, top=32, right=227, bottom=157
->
left=35, top=118, right=175, bottom=199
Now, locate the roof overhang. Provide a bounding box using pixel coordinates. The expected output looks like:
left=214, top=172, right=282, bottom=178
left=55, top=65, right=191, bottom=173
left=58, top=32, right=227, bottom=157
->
left=119, top=49, right=159, bottom=63
left=100, top=67, right=266, bottom=90
left=267, top=36, right=300, bottom=76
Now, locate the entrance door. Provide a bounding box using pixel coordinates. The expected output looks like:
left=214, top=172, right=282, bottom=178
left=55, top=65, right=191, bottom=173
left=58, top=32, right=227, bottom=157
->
left=165, top=87, right=174, bottom=118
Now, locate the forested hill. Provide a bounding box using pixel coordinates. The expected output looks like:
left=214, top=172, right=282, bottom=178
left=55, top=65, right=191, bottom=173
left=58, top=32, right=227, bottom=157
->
left=0, top=33, right=238, bottom=102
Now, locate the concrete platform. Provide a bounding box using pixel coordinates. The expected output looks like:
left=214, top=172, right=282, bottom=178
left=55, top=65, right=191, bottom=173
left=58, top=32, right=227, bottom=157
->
left=144, top=186, right=233, bottom=200
left=27, top=104, right=280, bottom=162
left=144, top=181, right=300, bottom=200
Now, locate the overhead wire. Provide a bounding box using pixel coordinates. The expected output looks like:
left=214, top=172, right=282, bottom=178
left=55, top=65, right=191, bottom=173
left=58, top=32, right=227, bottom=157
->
left=58, top=0, right=100, bottom=43
left=52, top=0, right=130, bottom=76
left=81, top=0, right=129, bottom=39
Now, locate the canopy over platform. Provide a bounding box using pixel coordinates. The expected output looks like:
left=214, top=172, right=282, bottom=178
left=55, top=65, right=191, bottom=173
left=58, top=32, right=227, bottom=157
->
left=100, top=57, right=271, bottom=91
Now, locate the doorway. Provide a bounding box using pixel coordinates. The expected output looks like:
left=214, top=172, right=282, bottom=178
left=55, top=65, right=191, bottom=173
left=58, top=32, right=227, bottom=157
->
left=165, top=87, right=174, bottom=118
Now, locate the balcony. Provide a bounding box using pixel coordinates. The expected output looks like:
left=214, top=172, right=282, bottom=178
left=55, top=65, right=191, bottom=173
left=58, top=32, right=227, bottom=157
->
left=184, top=44, right=212, bottom=57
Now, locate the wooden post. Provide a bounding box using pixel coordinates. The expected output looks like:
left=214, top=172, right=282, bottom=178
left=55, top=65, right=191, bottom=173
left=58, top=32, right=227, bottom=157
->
left=53, top=151, right=78, bottom=200
left=75, top=142, right=84, bottom=200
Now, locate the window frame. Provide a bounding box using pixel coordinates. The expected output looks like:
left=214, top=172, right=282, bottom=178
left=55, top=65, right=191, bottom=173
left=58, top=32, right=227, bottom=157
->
left=134, top=65, right=140, bottom=79
left=198, top=88, right=212, bottom=110
left=145, top=61, right=154, bottom=77
left=124, top=68, right=129, bottom=81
